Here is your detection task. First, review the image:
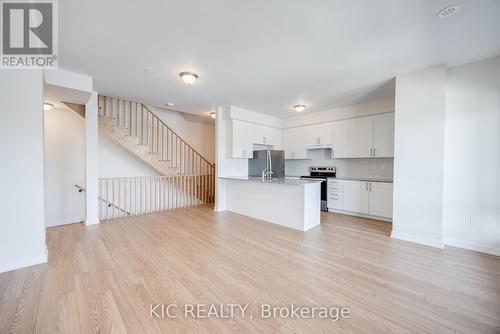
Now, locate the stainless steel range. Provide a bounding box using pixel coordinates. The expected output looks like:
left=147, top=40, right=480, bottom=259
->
left=300, top=166, right=336, bottom=211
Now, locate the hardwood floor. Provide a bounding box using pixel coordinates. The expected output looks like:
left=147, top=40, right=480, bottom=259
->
left=1, top=205, right=499, bottom=333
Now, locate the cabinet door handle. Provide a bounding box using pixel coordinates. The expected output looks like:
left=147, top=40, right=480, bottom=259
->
left=373, top=148, right=376, bottom=156
left=369, top=183, right=372, bottom=191
left=366, top=183, right=368, bottom=191
left=332, top=148, right=334, bottom=157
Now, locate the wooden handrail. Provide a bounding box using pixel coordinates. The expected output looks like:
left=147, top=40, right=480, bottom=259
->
left=140, top=103, right=214, bottom=168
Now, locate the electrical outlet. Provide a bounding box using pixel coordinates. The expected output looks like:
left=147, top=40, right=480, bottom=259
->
left=469, top=216, right=480, bottom=225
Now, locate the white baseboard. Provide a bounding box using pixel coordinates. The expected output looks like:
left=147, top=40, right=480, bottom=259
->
left=328, top=209, right=392, bottom=222
left=46, top=216, right=85, bottom=228
left=85, top=217, right=100, bottom=225
left=0, top=250, right=48, bottom=274
left=391, top=231, right=444, bottom=249
left=444, top=238, right=500, bottom=257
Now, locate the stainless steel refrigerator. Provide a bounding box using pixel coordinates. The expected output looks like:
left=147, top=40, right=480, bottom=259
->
left=248, top=149, right=285, bottom=178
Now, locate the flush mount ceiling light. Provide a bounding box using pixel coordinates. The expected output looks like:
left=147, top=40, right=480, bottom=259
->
left=43, top=102, right=53, bottom=111
left=179, top=71, right=198, bottom=85
left=166, top=102, right=175, bottom=107
left=437, top=5, right=460, bottom=18
left=209, top=112, right=216, bottom=119
left=293, top=104, right=306, bottom=112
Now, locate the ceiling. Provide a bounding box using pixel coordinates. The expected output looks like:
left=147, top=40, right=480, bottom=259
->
left=58, top=0, right=500, bottom=118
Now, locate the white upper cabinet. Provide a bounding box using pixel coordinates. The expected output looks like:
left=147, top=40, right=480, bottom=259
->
left=269, top=127, right=282, bottom=149
left=283, top=127, right=308, bottom=159
left=252, top=124, right=282, bottom=148
left=252, top=124, right=272, bottom=145
left=331, top=120, right=349, bottom=158
left=229, top=120, right=254, bottom=158
left=348, top=116, right=373, bottom=158
left=372, top=113, right=394, bottom=157
left=306, top=123, right=333, bottom=146
left=347, top=113, right=395, bottom=158
left=229, top=112, right=394, bottom=160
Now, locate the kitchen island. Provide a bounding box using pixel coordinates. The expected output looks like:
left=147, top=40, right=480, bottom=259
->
left=218, top=176, right=321, bottom=231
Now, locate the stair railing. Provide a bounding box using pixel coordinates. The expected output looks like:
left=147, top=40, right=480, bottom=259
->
left=74, top=184, right=132, bottom=217
left=98, top=95, right=215, bottom=178
left=97, top=176, right=213, bottom=221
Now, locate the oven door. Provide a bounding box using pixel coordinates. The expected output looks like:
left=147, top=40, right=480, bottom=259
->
left=300, top=177, right=328, bottom=211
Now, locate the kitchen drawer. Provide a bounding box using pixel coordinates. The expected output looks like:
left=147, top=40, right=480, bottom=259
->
left=328, top=194, right=343, bottom=201
left=327, top=198, right=344, bottom=210
left=328, top=186, right=344, bottom=193
left=328, top=179, right=344, bottom=186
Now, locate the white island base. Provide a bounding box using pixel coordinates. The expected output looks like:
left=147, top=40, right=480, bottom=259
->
left=220, top=177, right=321, bottom=231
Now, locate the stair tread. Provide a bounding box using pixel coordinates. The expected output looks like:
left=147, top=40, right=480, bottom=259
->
left=98, top=98, right=214, bottom=182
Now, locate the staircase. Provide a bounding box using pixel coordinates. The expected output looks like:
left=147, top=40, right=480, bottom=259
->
left=97, top=95, right=215, bottom=215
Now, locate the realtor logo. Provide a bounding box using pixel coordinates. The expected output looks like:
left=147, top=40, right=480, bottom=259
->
left=1, top=0, right=58, bottom=68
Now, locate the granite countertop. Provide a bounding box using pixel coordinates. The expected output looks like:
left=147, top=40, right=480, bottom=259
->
left=219, top=176, right=322, bottom=186
left=328, top=176, right=393, bottom=183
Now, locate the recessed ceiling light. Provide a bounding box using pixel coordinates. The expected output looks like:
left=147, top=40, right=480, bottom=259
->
left=293, top=104, right=306, bottom=112
left=209, top=112, right=216, bottom=119
left=166, top=102, right=175, bottom=107
left=437, top=5, right=460, bottom=18
left=43, top=102, right=53, bottom=111
left=179, top=71, right=198, bottom=85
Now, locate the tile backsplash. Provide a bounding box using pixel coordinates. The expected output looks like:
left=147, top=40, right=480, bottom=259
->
left=285, top=149, right=393, bottom=179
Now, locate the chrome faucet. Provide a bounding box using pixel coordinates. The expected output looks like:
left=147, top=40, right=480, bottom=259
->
left=261, top=149, right=274, bottom=181
left=262, top=168, right=274, bottom=181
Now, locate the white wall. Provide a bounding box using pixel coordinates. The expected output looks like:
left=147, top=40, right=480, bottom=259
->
left=149, top=107, right=215, bottom=163
left=99, top=134, right=160, bottom=178
left=0, top=71, right=47, bottom=273
left=44, top=106, right=86, bottom=227
left=231, top=106, right=283, bottom=128
left=392, top=65, right=447, bottom=248
left=443, top=56, right=500, bottom=255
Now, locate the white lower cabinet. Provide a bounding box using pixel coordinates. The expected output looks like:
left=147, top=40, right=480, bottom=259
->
left=343, top=180, right=370, bottom=214
left=368, top=182, right=393, bottom=218
left=328, top=179, right=393, bottom=219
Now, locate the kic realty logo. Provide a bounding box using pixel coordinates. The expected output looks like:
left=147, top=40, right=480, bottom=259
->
left=1, top=0, right=58, bottom=68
